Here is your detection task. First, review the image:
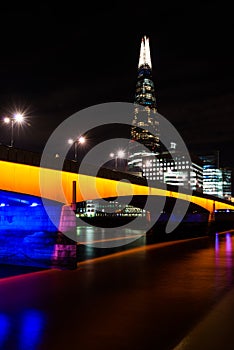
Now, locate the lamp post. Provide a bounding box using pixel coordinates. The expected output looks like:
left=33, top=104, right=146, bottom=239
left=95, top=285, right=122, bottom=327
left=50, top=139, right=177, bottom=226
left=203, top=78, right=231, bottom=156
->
left=68, top=136, right=86, bottom=161
left=110, top=150, right=125, bottom=170
left=3, top=113, right=25, bottom=147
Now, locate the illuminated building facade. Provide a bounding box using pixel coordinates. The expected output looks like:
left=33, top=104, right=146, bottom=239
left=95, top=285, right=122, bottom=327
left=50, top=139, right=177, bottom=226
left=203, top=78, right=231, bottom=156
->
left=221, top=168, right=232, bottom=200
left=203, top=168, right=223, bottom=197
left=198, top=152, right=232, bottom=199
left=199, top=152, right=222, bottom=197
left=141, top=144, right=203, bottom=191
left=76, top=199, right=146, bottom=218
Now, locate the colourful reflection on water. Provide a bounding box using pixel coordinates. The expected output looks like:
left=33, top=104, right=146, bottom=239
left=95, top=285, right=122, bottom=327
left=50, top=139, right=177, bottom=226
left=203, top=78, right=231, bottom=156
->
left=0, top=309, right=45, bottom=350
left=226, top=232, right=232, bottom=254
left=76, top=226, right=145, bottom=248
left=225, top=233, right=233, bottom=288
left=19, top=310, right=45, bottom=350
left=214, top=232, right=234, bottom=294
left=215, top=233, right=219, bottom=253
left=0, top=313, right=10, bottom=347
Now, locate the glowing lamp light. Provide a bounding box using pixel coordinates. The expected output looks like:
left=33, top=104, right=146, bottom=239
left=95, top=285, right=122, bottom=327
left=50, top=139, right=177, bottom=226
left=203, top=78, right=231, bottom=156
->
left=14, top=113, right=24, bottom=123
left=68, top=137, right=85, bottom=145
left=117, top=150, right=125, bottom=158
left=2, top=111, right=29, bottom=147
left=3, top=117, right=10, bottom=124
left=110, top=153, right=115, bottom=158
left=79, top=136, right=85, bottom=144
left=67, top=136, right=86, bottom=161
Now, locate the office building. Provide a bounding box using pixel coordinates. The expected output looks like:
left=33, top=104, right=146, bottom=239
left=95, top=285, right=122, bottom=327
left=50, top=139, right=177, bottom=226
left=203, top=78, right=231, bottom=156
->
left=198, top=151, right=232, bottom=199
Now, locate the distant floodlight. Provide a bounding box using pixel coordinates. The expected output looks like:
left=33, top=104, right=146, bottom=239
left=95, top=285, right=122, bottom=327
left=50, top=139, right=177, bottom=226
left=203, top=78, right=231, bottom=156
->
left=68, top=138, right=74, bottom=145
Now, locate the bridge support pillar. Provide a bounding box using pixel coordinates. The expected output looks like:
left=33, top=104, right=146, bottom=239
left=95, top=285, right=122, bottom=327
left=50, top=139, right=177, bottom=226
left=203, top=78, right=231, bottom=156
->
left=53, top=204, right=77, bottom=269
left=208, top=212, right=215, bottom=223
left=208, top=201, right=216, bottom=223
left=58, top=205, right=76, bottom=233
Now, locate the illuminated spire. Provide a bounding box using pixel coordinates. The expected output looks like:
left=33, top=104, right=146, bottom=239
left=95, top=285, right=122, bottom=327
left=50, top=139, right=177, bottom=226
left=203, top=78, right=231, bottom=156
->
left=138, top=36, right=152, bottom=69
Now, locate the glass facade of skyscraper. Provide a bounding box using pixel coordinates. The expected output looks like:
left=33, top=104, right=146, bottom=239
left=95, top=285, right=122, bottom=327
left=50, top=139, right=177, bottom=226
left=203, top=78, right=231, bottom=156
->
left=198, top=152, right=232, bottom=199
left=203, top=168, right=223, bottom=197
left=221, top=168, right=232, bottom=200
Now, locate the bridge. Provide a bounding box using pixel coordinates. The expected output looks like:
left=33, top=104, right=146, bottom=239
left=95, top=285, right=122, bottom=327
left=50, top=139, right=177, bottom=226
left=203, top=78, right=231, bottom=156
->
left=1, top=145, right=234, bottom=215
left=1, top=145, right=234, bottom=269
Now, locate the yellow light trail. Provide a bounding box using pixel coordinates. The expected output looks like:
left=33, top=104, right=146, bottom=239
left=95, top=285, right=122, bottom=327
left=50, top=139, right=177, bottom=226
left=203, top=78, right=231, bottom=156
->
left=1, top=160, right=234, bottom=214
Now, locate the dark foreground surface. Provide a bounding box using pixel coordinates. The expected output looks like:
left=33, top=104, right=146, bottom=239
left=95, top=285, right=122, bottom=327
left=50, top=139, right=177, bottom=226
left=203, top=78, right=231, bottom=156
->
left=1, top=229, right=234, bottom=349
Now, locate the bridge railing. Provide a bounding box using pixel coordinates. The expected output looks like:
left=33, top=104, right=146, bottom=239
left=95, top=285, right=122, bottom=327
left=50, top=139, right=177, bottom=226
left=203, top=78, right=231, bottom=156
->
left=0, top=145, right=41, bottom=166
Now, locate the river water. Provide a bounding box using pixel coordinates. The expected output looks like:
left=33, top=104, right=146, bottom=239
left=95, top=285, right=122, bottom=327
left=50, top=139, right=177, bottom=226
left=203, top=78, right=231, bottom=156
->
left=1, top=227, right=234, bottom=349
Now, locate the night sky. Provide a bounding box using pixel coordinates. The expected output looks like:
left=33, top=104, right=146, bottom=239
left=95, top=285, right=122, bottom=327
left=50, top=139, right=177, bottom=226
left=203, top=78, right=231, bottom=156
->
left=0, top=2, right=233, bottom=167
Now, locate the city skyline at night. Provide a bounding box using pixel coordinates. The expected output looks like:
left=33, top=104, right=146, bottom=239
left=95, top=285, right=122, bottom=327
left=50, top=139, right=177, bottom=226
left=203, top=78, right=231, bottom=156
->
left=1, top=5, right=234, bottom=348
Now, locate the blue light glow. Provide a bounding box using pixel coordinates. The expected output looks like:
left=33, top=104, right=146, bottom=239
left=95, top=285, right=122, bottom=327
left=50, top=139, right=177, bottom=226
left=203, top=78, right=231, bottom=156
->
left=0, top=313, right=10, bottom=348
left=20, top=309, right=45, bottom=350
left=215, top=233, right=219, bottom=253
left=0, top=190, right=61, bottom=232
left=0, top=189, right=65, bottom=268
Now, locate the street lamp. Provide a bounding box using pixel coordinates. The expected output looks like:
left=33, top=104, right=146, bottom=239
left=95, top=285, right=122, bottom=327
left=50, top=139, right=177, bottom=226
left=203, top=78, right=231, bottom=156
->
left=68, top=136, right=86, bottom=161
left=110, top=149, right=125, bottom=169
left=3, top=112, right=25, bottom=147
